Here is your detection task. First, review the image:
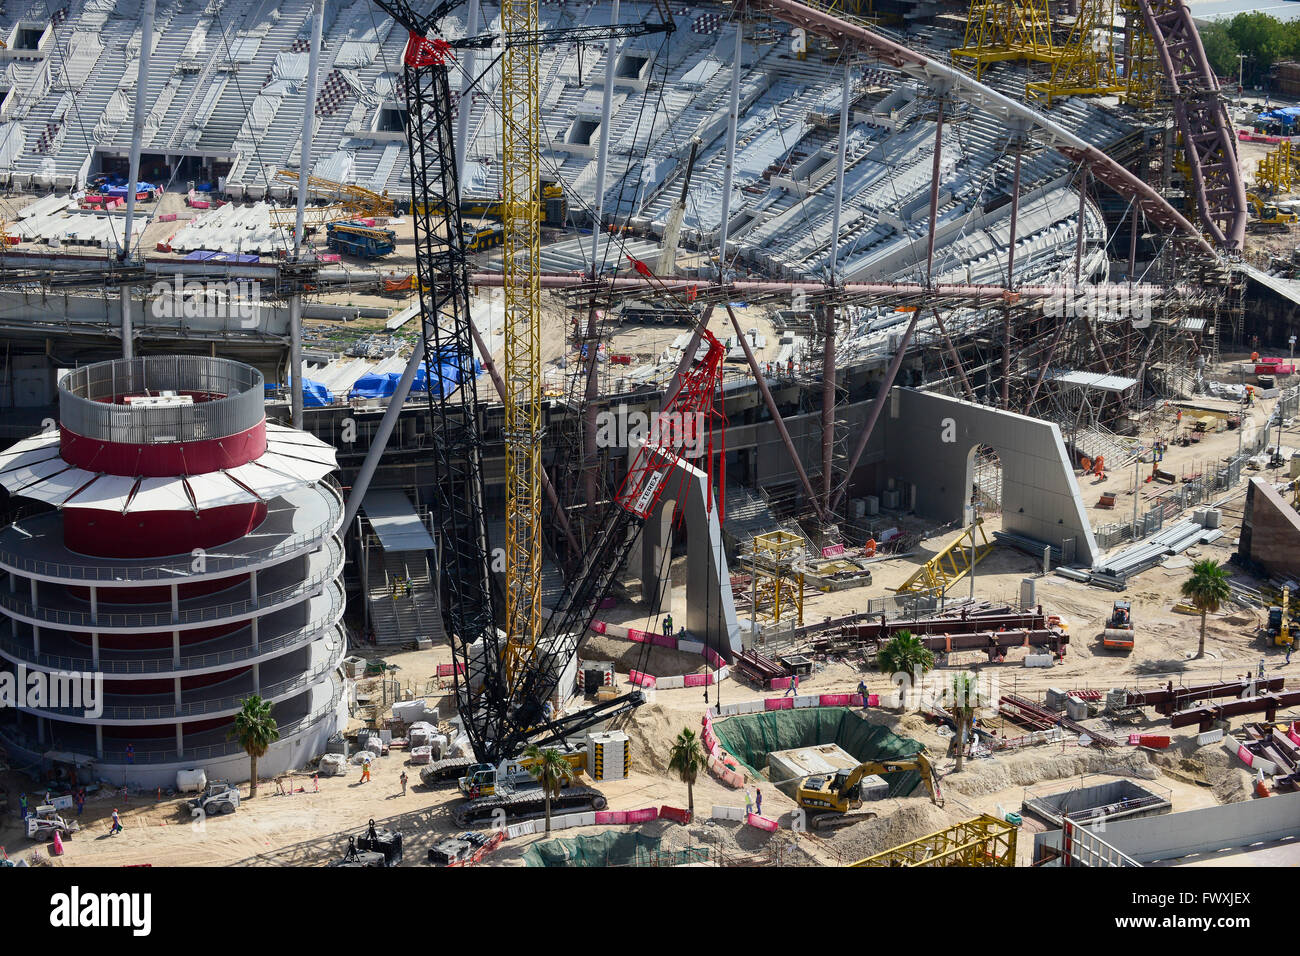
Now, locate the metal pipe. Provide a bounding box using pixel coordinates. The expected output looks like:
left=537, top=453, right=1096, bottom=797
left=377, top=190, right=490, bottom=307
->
left=455, top=0, right=482, bottom=191
left=121, top=0, right=155, bottom=265
left=828, top=58, right=852, bottom=283
left=590, top=0, right=620, bottom=277
left=829, top=307, right=923, bottom=515
left=1073, top=168, right=1087, bottom=284
left=716, top=19, right=743, bottom=279
left=120, top=0, right=156, bottom=361
left=724, top=304, right=826, bottom=520
left=925, top=95, right=946, bottom=285
left=290, top=0, right=327, bottom=430
left=821, top=305, right=836, bottom=512
left=1002, top=139, right=1024, bottom=410
left=930, top=307, right=974, bottom=400
left=341, top=342, right=425, bottom=530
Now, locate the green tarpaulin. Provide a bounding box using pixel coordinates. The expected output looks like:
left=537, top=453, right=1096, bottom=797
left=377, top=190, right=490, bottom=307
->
left=522, top=830, right=710, bottom=867
left=712, top=707, right=926, bottom=798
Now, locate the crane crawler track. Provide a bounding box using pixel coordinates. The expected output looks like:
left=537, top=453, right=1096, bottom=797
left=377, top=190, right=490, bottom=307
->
left=451, top=787, right=609, bottom=827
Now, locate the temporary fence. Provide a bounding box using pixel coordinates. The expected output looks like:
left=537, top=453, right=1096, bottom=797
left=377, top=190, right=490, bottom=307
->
left=590, top=620, right=730, bottom=688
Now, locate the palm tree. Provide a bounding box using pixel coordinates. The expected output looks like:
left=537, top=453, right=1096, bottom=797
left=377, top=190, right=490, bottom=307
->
left=667, top=728, right=706, bottom=821
left=522, top=744, right=570, bottom=835
left=229, top=695, right=279, bottom=798
left=949, top=672, right=979, bottom=773
left=878, top=630, right=936, bottom=676
left=1181, top=559, right=1231, bottom=659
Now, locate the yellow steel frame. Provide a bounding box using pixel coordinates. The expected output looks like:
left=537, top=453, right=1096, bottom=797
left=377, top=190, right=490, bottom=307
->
left=1026, top=0, right=1124, bottom=105
left=851, top=814, right=1018, bottom=866
left=501, top=0, right=544, bottom=683
left=951, top=0, right=1057, bottom=81
left=749, top=531, right=806, bottom=625
left=1120, top=0, right=1160, bottom=110
left=268, top=169, right=396, bottom=227
left=1257, top=141, right=1296, bottom=195
left=895, top=517, right=992, bottom=594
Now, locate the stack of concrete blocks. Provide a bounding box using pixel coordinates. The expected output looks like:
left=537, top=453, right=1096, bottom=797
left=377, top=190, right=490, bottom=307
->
left=1044, top=688, right=1070, bottom=712
left=1104, top=688, right=1129, bottom=713
left=1065, top=696, right=1089, bottom=721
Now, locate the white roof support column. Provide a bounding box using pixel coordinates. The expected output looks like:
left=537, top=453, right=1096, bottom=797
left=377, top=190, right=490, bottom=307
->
left=717, top=19, right=744, bottom=280
left=455, top=0, right=482, bottom=194
left=590, top=0, right=621, bottom=278
left=291, top=0, right=328, bottom=430
left=121, top=0, right=157, bottom=360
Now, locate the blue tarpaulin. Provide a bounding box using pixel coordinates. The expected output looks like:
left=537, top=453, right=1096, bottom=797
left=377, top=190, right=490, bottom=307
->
left=350, top=357, right=483, bottom=401
left=302, top=379, right=334, bottom=407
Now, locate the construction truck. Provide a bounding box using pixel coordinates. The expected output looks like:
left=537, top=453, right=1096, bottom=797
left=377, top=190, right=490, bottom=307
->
left=1267, top=587, right=1296, bottom=648
left=795, top=754, right=943, bottom=829
left=1102, top=600, right=1135, bottom=650
left=452, top=752, right=605, bottom=827
left=463, top=220, right=505, bottom=254
left=26, top=805, right=80, bottom=842
left=443, top=178, right=567, bottom=227
left=325, top=221, right=396, bottom=259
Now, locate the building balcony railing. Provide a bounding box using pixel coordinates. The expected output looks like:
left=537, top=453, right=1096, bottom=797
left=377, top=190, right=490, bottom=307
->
left=0, top=581, right=344, bottom=676
left=0, top=676, right=344, bottom=766
left=0, top=536, right=342, bottom=632
left=16, top=630, right=345, bottom=722
left=0, top=478, right=343, bottom=585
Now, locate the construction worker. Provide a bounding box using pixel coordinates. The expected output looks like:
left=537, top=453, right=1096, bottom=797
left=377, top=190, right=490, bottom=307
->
left=1259, top=657, right=1267, bottom=678
left=360, top=757, right=372, bottom=784
left=663, top=613, right=673, bottom=639
left=744, top=789, right=754, bottom=816
left=857, top=679, right=868, bottom=704
left=399, top=770, right=408, bottom=796
left=18, top=792, right=27, bottom=819
left=755, top=787, right=763, bottom=816
left=1286, top=640, right=1294, bottom=666
left=108, top=809, right=123, bottom=836
left=785, top=673, right=799, bottom=697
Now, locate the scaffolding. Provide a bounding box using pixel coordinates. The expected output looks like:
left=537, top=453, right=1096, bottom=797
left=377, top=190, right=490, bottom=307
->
left=1120, top=0, right=1161, bottom=110
left=744, top=530, right=807, bottom=626
left=1256, top=141, right=1297, bottom=196
left=1025, top=0, right=1125, bottom=105
left=951, top=0, right=1057, bottom=81
left=851, top=814, right=1018, bottom=866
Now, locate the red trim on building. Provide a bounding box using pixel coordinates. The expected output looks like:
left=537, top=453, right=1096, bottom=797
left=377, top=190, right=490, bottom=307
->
left=64, top=502, right=267, bottom=559
left=58, top=419, right=267, bottom=477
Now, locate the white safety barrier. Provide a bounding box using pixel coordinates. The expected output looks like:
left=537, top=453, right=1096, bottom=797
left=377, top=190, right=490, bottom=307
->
left=1196, top=728, right=1224, bottom=746
left=678, top=639, right=705, bottom=655
left=507, top=822, right=536, bottom=838
left=711, top=805, right=747, bottom=821
left=793, top=694, right=819, bottom=708
left=657, top=675, right=685, bottom=689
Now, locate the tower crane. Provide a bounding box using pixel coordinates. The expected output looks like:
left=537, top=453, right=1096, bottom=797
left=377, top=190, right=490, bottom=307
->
left=368, top=0, right=678, bottom=765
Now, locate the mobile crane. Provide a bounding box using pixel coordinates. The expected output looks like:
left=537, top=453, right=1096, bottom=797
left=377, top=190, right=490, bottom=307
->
left=795, top=754, right=944, bottom=829
left=368, top=0, right=682, bottom=785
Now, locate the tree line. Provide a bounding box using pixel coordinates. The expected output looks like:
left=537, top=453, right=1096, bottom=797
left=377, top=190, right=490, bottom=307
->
left=1198, top=13, right=1300, bottom=87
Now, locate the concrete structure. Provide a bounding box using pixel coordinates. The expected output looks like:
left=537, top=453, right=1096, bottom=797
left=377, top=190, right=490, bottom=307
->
left=768, top=743, right=886, bottom=798
left=1022, top=776, right=1173, bottom=828
left=878, top=388, right=1099, bottom=565
left=0, top=356, right=348, bottom=788
left=1036, top=789, right=1300, bottom=866
left=1238, top=477, right=1300, bottom=581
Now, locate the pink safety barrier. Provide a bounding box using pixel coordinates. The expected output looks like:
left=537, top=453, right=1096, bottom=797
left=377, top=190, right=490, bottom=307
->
left=849, top=694, right=865, bottom=706
left=628, top=669, right=657, bottom=688
left=598, top=596, right=618, bottom=609
left=1289, top=723, right=1300, bottom=747
left=595, top=811, right=626, bottom=825
left=705, top=648, right=725, bottom=669
left=318, top=253, right=341, bottom=263
left=651, top=633, right=678, bottom=649
left=1237, top=744, right=1254, bottom=766
left=626, top=628, right=648, bottom=643
left=683, top=673, right=711, bottom=688
left=659, top=806, right=692, bottom=824
left=436, top=663, right=467, bottom=677
left=771, top=677, right=792, bottom=690
left=158, top=212, right=178, bottom=222
left=746, top=813, right=779, bottom=832
left=190, top=200, right=210, bottom=209
left=765, top=697, right=794, bottom=711
left=821, top=544, right=845, bottom=558
left=819, top=694, right=851, bottom=707
left=590, top=620, right=607, bottom=635
left=626, top=807, right=659, bottom=823
left=867, top=694, right=879, bottom=707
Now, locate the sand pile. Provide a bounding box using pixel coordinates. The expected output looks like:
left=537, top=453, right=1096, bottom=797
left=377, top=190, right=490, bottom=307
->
left=580, top=634, right=711, bottom=677
left=1148, top=739, right=1251, bottom=804
left=943, top=746, right=1157, bottom=797
left=825, top=799, right=969, bottom=861
left=616, top=702, right=699, bottom=775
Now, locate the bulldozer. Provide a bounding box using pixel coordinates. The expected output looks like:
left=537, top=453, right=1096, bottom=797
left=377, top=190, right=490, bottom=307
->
left=452, top=752, right=605, bottom=827
left=795, top=754, right=943, bottom=830
left=1267, top=587, right=1296, bottom=648
left=26, top=805, right=80, bottom=842
left=1103, top=600, right=1135, bottom=651
left=186, top=780, right=240, bottom=817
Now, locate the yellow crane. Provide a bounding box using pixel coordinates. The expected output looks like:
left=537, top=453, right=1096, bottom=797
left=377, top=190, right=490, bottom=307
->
left=267, top=169, right=395, bottom=228
left=500, top=0, right=544, bottom=684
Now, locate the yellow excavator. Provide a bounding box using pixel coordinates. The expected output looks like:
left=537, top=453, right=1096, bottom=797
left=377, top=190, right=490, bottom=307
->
left=1247, top=193, right=1297, bottom=232
left=1268, top=586, right=1295, bottom=648
left=795, top=754, right=943, bottom=829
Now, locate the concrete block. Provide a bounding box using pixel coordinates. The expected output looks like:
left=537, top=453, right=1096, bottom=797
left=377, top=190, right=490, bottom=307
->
left=793, top=694, right=819, bottom=708
left=657, top=675, right=685, bottom=689
left=1025, top=654, right=1055, bottom=668
left=677, top=639, right=705, bottom=655
left=1044, top=687, right=1069, bottom=711
left=711, top=805, right=746, bottom=821
left=1065, top=696, right=1088, bottom=720
left=859, top=774, right=890, bottom=801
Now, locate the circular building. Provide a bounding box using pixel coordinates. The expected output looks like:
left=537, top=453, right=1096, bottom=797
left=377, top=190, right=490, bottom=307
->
left=0, top=356, right=346, bottom=788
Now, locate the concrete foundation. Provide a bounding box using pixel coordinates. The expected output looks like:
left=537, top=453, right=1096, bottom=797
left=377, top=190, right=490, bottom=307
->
left=1239, top=477, right=1300, bottom=580
left=767, top=743, right=886, bottom=799
left=1022, top=775, right=1172, bottom=828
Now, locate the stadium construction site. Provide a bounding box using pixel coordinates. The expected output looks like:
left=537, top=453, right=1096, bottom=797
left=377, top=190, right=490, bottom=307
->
left=2, top=0, right=1300, bottom=875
